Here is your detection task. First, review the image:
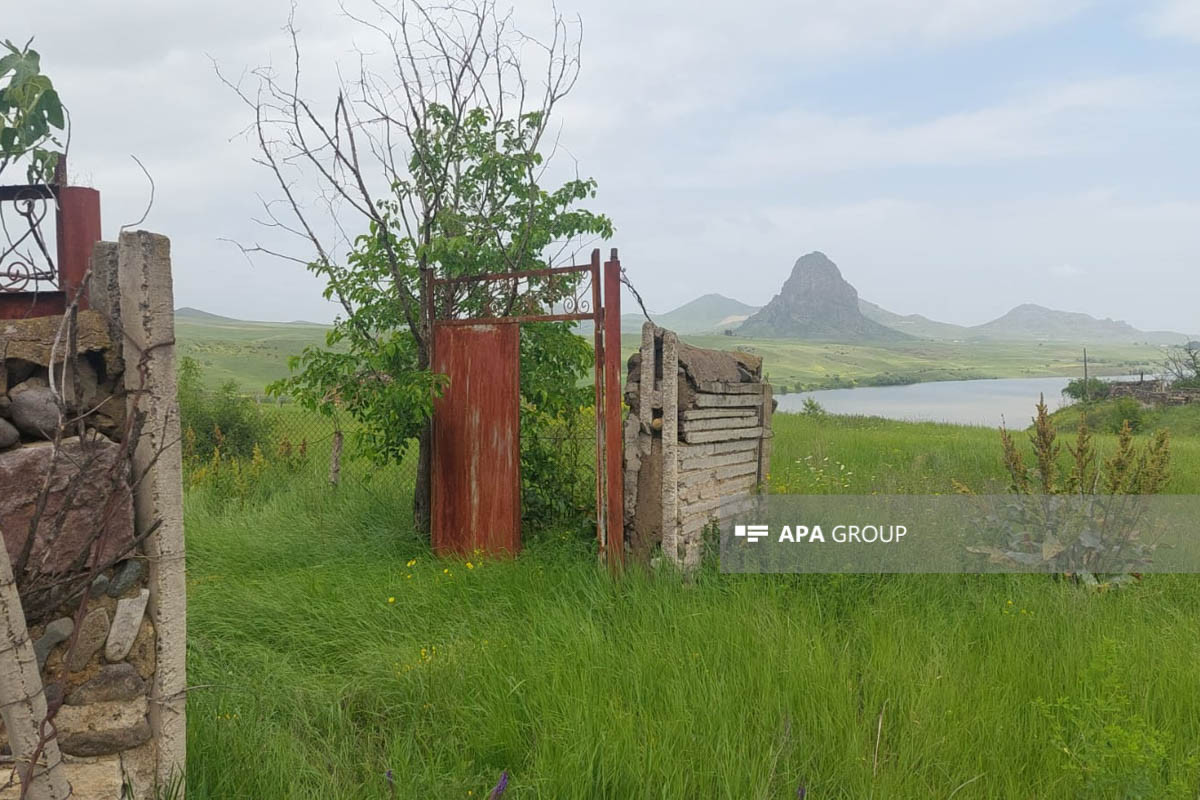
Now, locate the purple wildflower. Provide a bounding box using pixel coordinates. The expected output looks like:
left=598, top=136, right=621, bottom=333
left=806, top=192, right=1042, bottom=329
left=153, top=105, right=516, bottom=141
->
left=488, top=770, right=510, bottom=799
left=796, top=784, right=806, bottom=799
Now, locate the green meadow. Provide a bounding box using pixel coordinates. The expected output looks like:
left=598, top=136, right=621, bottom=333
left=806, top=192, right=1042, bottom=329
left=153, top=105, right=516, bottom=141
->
left=175, top=313, right=331, bottom=392
left=185, top=400, right=1200, bottom=798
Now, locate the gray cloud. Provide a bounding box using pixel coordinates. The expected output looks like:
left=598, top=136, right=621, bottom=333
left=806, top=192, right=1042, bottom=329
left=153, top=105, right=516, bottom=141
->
left=5, top=0, right=1197, bottom=334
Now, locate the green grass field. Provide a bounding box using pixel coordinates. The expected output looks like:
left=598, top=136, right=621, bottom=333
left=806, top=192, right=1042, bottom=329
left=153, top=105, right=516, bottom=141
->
left=185, top=404, right=1200, bottom=798
left=176, top=316, right=331, bottom=392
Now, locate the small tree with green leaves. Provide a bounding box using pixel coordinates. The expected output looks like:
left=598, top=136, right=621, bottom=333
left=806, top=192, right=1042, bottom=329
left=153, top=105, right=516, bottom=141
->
left=224, top=1, right=611, bottom=532
left=0, top=38, right=65, bottom=183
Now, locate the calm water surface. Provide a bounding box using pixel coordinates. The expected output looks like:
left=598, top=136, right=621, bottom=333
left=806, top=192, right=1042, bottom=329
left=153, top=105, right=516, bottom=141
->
left=775, top=376, right=1082, bottom=428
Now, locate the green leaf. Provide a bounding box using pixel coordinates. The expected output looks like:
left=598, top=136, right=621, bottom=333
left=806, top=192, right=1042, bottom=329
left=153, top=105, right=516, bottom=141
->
left=37, top=88, right=63, bottom=129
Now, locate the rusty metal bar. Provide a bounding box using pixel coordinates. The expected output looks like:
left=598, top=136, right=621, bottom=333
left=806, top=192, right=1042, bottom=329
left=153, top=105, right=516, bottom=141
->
left=589, top=249, right=605, bottom=557
left=602, top=249, right=624, bottom=570
left=0, top=184, right=56, bottom=202
left=432, top=262, right=593, bottom=287
left=433, top=311, right=595, bottom=326
left=56, top=186, right=101, bottom=309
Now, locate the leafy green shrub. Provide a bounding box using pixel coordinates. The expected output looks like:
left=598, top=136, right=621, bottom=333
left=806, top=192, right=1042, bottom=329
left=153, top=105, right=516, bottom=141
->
left=1035, top=641, right=1199, bottom=797
left=1107, top=397, right=1144, bottom=434
left=800, top=397, right=827, bottom=418
left=1062, top=377, right=1112, bottom=403
left=956, top=397, right=1170, bottom=573
left=519, top=323, right=595, bottom=528
left=179, top=356, right=274, bottom=463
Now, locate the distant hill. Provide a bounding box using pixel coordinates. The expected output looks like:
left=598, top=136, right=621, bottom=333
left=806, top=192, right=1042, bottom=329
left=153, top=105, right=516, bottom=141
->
left=858, top=299, right=970, bottom=340
left=967, top=304, right=1191, bottom=344
left=737, top=252, right=910, bottom=342
left=176, top=307, right=327, bottom=328
left=582, top=294, right=760, bottom=336
left=176, top=307, right=240, bottom=323
left=654, top=294, right=759, bottom=333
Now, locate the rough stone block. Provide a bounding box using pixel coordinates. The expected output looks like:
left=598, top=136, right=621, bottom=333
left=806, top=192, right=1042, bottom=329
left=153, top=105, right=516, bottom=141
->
left=0, top=310, right=115, bottom=372
left=106, top=588, right=149, bottom=662
left=56, top=697, right=152, bottom=757
left=68, top=607, right=111, bottom=672
left=67, top=663, right=147, bottom=705
left=0, top=755, right=124, bottom=800
left=0, top=417, right=18, bottom=449
left=0, top=438, right=135, bottom=576
left=33, top=616, right=74, bottom=669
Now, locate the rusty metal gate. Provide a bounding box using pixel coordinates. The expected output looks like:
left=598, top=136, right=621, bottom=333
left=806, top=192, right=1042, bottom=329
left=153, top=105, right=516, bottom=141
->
left=430, top=249, right=625, bottom=569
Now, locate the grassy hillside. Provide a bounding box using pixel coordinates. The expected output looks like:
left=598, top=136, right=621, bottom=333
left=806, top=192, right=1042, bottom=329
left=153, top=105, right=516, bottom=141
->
left=969, top=303, right=1188, bottom=344
left=175, top=312, right=331, bottom=393
left=858, top=298, right=970, bottom=340
left=176, top=307, right=1168, bottom=395
left=624, top=333, right=1164, bottom=392
left=1048, top=397, right=1200, bottom=439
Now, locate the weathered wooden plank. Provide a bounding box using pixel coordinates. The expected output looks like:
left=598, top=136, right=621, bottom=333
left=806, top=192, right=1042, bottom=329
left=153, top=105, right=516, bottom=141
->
left=692, top=393, right=764, bottom=408
left=678, top=448, right=758, bottom=472
left=695, top=380, right=764, bottom=394
left=678, top=438, right=760, bottom=458
left=682, top=426, right=764, bottom=444
left=679, top=471, right=760, bottom=502
left=681, top=416, right=761, bottom=434
left=679, top=492, right=757, bottom=531
left=679, top=460, right=759, bottom=487
left=681, top=408, right=759, bottom=422
left=661, top=331, right=680, bottom=565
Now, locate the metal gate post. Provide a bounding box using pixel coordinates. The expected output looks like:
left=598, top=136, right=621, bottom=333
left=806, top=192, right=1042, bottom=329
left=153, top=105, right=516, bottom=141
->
left=590, top=249, right=606, bottom=556
left=603, top=250, right=624, bottom=570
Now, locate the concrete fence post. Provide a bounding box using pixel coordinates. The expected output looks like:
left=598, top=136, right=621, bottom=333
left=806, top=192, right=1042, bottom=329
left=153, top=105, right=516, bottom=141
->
left=117, top=231, right=186, bottom=792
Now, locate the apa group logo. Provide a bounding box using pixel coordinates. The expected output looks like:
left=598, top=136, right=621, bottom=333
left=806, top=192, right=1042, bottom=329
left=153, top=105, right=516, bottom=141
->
left=733, top=524, right=770, bottom=543
left=733, top=523, right=909, bottom=544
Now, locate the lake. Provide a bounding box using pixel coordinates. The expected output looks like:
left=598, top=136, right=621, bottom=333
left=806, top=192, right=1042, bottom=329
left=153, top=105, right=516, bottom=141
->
left=775, top=376, right=1080, bottom=428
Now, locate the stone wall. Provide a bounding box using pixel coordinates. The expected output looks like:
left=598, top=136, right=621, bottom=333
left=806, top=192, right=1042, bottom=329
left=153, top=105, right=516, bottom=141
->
left=622, top=323, right=773, bottom=570
left=1109, top=380, right=1200, bottom=407
left=0, top=232, right=185, bottom=798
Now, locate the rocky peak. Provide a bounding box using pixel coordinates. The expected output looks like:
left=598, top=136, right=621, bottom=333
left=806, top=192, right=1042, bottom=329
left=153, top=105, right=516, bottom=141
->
left=738, top=252, right=909, bottom=341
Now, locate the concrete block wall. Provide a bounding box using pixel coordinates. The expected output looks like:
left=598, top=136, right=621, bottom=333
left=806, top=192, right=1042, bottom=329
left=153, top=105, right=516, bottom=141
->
left=0, top=231, right=185, bottom=798
left=623, top=323, right=773, bottom=570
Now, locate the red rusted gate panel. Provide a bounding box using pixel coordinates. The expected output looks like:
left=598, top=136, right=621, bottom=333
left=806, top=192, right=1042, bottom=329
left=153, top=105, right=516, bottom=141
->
left=431, top=323, right=521, bottom=556
left=430, top=249, right=624, bottom=570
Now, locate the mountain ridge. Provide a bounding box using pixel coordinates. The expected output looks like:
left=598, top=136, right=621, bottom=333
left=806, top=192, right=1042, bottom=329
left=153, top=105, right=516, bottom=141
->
left=738, top=252, right=910, bottom=342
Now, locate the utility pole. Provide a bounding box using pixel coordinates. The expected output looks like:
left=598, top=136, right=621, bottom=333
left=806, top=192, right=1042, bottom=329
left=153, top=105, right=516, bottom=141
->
left=1083, top=347, right=1089, bottom=402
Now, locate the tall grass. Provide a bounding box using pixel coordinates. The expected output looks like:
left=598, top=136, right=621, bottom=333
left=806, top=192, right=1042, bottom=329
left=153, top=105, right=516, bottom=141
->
left=186, top=412, right=1200, bottom=798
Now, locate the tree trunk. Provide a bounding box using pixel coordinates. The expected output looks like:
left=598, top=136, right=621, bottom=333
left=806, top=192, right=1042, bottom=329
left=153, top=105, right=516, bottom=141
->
left=413, top=420, right=433, bottom=535
left=328, top=429, right=344, bottom=487
left=0, top=526, right=71, bottom=800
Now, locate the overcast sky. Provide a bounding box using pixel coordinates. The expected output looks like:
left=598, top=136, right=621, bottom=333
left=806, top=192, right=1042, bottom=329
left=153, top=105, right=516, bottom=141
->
left=7, top=0, right=1200, bottom=333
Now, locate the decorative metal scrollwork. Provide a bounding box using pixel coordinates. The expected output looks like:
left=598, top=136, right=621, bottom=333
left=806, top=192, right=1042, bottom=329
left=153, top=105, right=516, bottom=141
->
left=1, top=186, right=58, bottom=293
left=435, top=262, right=597, bottom=323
